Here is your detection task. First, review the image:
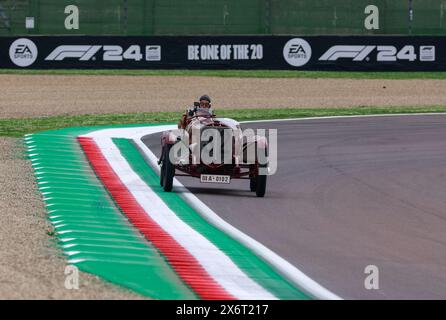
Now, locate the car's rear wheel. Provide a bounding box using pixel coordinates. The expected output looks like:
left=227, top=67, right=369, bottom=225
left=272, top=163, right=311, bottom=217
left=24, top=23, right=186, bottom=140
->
left=250, top=177, right=257, bottom=192
left=249, top=164, right=257, bottom=192
left=161, top=144, right=174, bottom=192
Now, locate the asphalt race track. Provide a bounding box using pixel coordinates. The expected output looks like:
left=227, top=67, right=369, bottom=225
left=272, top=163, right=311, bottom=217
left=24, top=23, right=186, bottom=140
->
left=142, top=115, right=446, bottom=299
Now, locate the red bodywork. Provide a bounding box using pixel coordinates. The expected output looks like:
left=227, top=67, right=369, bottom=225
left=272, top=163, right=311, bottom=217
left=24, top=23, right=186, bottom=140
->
left=160, top=113, right=268, bottom=181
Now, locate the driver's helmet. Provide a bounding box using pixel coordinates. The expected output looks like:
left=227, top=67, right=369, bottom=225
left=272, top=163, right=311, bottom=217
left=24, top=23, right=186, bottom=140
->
left=196, top=95, right=213, bottom=116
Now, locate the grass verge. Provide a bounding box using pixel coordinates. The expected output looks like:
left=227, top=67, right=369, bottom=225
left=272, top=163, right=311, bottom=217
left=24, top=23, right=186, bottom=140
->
left=2, top=69, right=446, bottom=79
left=1, top=106, right=446, bottom=137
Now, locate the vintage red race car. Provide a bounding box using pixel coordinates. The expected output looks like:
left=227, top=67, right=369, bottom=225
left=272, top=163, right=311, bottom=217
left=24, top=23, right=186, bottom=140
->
left=159, top=108, right=269, bottom=197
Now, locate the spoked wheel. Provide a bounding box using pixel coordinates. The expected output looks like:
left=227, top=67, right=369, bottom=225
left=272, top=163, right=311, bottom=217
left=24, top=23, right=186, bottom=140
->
left=161, top=144, right=174, bottom=192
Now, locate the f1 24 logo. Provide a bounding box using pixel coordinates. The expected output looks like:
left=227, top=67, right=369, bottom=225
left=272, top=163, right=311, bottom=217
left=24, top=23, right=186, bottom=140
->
left=45, top=45, right=160, bottom=61
left=319, top=45, right=435, bottom=62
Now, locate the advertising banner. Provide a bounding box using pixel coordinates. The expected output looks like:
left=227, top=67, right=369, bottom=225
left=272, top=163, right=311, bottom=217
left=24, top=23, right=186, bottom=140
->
left=1, top=35, right=444, bottom=71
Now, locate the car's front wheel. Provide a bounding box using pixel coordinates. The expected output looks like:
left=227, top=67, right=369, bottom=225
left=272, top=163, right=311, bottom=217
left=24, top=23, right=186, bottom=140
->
left=161, top=144, right=174, bottom=192
left=250, top=164, right=267, bottom=197
left=160, top=154, right=165, bottom=187
left=255, top=173, right=267, bottom=197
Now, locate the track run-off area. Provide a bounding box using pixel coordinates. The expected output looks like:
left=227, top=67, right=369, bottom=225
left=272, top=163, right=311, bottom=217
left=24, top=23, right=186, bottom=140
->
left=25, top=114, right=446, bottom=299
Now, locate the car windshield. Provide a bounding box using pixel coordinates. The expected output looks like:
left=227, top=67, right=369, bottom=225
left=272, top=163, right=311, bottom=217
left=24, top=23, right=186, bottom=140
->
left=195, top=107, right=213, bottom=117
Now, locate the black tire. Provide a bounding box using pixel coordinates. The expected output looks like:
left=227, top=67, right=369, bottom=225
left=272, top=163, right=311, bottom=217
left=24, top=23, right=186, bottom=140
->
left=161, top=144, right=174, bottom=192
left=249, top=164, right=256, bottom=192
left=255, top=174, right=267, bottom=197
left=255, top=165, right=267, bottom=197
left=250, top=177, right=257, bottom=192
left=160, top=152, right=165, bottom=187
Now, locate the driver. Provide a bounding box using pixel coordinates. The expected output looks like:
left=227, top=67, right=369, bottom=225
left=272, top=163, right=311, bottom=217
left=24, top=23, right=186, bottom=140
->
left=178, top=95, right=213, bottom=129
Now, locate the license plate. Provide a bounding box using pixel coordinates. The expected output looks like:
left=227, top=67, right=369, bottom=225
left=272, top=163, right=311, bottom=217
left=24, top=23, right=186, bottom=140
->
left=200, top=174, right=231, bottom=184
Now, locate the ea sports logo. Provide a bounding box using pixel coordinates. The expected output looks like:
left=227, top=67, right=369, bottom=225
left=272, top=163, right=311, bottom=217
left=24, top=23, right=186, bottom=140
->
left=283, top=38, right=312, bottom=67
left=9, top=38, right=38, bottom=67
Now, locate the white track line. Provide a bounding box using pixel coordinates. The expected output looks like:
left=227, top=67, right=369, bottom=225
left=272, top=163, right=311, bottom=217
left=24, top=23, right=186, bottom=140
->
left=241, top=112, right=446, bottom=124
